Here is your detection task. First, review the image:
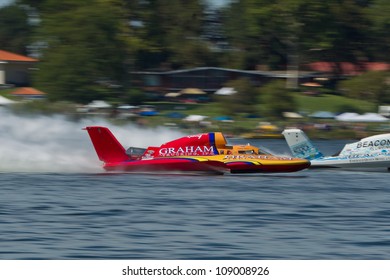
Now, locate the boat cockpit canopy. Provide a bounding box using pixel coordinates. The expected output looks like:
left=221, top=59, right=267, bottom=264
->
left=126, top=147, right=147, bottom=159
left=218, top=144, right=271, bottom=155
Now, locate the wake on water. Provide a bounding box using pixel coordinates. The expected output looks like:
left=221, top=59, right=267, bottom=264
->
left=0, top=108, right=184, bottom=173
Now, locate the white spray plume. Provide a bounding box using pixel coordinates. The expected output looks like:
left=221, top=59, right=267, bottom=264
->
left=0, top=108, right=184, bottom=173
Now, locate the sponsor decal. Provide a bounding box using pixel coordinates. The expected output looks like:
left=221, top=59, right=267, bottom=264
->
left=348, top=157, right=390, bottom=163
left=291, top=143, right=320, bottom=159
left=186, top=133, right=206, bottom=140
left=346, top=151, right=390, bottom=159
left=357, top=139, right=390, bottom=148
left=291, top=143, right=316, bottom=155
left=141, top=149, right=155, bottom=159
left=158, top=146, right=214, bottom=156
left=223, top=155, right=293, bottom=160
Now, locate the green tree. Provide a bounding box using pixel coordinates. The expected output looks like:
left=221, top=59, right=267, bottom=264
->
left=222, top=0, right=375, bottom=77
left=222, top=0, right=307, bottom=70
left=31, top=0, right=130, bottom=103
left=368, top=0, right=390, bottom=62
left=338, top=71, right=390, bottom=106
left=129, top=0, right=211, bottom=69
left=217, top=78, right=259, bottom=115
left=299, top=0, right=374, bottom=74
left=260, top=80, right=297, bottom=118
left=0, top=4, right=32, bottom=54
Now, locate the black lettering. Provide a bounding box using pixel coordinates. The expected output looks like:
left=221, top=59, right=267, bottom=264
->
left=177, top=267, right=183, bottom=275
left=380, top=139, right=390, bottom=146
left=141, top=267, right=147, bottom=275
left=122, top=267, right=128, bottom=276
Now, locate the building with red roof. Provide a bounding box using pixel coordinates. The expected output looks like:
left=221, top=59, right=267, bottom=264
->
left=306, top=61, right=390, bottom=76
left=0, top=49, right=38, bottom=86
left=10, top=87, right=46, bottom=99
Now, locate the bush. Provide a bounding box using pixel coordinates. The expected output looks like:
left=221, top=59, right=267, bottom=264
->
left=260, top=80, right=297, bottom=119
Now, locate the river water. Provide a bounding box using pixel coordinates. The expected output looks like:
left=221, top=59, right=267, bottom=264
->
left=1, top=142, right=390, bottom=259
left=1, top=110, right=389, bottom=259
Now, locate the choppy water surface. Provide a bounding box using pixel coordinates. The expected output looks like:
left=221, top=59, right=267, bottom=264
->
left=1, top=165, right=390, bottom=259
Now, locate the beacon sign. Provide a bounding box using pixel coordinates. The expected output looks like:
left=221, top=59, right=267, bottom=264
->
left=357, top=139, right=390, bottom=149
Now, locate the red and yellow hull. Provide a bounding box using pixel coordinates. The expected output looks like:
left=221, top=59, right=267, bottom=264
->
left=103, top=155, right=310, bottom=174
left=103, top=157, right=228, bottom=174
left=192, top=154, right=310, bottom=173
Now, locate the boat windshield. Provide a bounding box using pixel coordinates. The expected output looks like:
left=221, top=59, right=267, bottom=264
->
left=258, top=147, right=272, bottom=155
left=126, top=147, right=147, bottom=159
left=238, top=149, right=255, bottom=154
left=220, top=145, right=272, bottom=155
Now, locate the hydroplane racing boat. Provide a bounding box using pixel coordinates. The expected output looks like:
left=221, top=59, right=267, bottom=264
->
left=282, top=128, right=390, bottom=171
left=84, top=126, right=310, bottom=174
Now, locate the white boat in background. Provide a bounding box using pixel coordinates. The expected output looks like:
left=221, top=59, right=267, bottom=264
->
left=282, top=128, right=390, bottom=171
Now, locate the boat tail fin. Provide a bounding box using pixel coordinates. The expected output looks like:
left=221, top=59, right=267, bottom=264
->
left=84, top=126, right=129, bottom=163
left=282, top=128, right=324, bottom=160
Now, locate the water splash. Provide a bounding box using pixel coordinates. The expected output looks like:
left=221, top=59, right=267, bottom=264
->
left=0, top=108, right=184, bottom=173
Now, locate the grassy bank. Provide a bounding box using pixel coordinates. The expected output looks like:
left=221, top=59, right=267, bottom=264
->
left=139, top=93, right=379, bottom=137
left=1, top=90, right=386, bottom=139
left=295, top=93, right=376, bottom=114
